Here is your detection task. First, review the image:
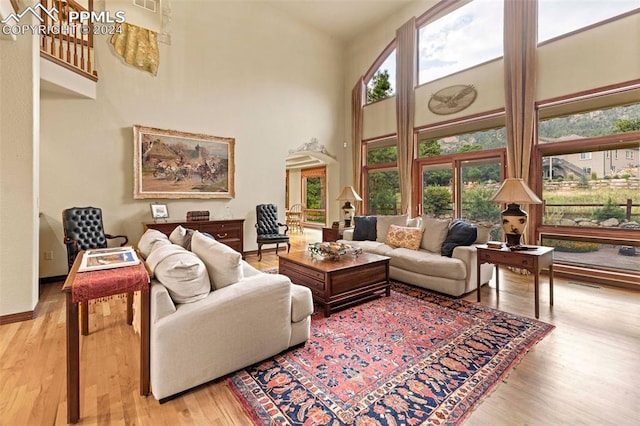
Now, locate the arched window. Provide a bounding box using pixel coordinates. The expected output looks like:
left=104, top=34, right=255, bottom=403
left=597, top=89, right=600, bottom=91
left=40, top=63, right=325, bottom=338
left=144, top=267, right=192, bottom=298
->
left=365, top=47, right=396, bottom=103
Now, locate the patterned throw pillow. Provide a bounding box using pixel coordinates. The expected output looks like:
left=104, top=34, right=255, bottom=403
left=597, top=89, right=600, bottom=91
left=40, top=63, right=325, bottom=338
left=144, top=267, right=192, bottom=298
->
left=385, top=225, right=425, bottom=250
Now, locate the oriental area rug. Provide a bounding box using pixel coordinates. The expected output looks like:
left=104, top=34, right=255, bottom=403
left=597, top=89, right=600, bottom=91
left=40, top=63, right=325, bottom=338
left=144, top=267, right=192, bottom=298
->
left=228, top=282, right=554, bottom=425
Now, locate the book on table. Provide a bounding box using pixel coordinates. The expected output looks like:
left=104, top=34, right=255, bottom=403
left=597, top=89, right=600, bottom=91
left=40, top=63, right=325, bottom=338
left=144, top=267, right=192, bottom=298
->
left=486, top=241, right=505, bottom=249
left=79, top=247, right=140, bottom=272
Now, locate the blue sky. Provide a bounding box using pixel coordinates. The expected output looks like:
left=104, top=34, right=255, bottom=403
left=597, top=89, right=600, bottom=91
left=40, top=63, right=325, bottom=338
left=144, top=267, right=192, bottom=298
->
left=371, top=0, right=639, bottom=91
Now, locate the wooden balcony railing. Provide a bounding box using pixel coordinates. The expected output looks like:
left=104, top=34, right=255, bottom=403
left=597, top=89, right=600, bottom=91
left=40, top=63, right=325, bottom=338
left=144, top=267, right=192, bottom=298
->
left=39, top=0, right=97, bottom=81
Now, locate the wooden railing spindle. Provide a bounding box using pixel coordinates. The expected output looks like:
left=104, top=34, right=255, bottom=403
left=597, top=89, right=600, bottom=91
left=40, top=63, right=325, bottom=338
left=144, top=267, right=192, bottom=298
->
left=39, top=0, right=98, bottom=81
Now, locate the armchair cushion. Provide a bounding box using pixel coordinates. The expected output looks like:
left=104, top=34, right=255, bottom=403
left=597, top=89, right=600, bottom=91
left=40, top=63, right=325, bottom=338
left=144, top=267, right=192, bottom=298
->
left=191, top=231, right=243, bottom=290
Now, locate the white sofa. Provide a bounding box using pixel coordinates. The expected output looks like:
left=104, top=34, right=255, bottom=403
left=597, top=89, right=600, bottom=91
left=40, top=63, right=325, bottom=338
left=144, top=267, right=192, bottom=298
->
left=339, top=215, right=494, bottom=297
left=138, top=228, right=313, bottom=401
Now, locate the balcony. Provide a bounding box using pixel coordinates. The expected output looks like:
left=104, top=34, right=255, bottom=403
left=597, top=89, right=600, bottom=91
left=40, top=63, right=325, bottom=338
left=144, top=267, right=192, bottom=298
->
left=39, top=0, right=97, bottom=98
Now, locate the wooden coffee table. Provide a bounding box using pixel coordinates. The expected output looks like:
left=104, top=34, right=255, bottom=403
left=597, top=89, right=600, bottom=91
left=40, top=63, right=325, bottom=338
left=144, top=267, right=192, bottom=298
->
left=278, top=251, right=390, bottom=316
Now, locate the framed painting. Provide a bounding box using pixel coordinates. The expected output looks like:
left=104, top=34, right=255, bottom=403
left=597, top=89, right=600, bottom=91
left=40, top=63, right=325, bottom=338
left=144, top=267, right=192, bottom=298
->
left=133, top=125, right=235, bottom=199
left=150, top=203, right=169, bottom=220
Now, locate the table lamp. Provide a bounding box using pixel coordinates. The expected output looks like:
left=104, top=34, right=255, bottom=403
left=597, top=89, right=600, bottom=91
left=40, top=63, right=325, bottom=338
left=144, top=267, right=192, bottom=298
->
left=336, top=186, right=362, bottom=227
left=489, top=178, right=542, bottom=247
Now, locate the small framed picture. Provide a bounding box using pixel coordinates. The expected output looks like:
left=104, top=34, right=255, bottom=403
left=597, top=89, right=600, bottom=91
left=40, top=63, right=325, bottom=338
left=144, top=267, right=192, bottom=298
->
left=150, top=203, right=169, bottom=221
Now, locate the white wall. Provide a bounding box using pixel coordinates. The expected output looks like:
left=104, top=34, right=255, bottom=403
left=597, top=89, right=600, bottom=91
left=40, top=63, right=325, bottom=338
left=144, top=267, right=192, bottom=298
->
left=38, top=1, right=344, bottom=277
left=0, top=30, right=40, bottom=317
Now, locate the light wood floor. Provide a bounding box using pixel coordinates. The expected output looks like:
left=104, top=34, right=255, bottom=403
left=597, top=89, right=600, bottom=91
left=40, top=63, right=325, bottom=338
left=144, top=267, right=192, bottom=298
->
left=2, top=229, right=639, bottom=425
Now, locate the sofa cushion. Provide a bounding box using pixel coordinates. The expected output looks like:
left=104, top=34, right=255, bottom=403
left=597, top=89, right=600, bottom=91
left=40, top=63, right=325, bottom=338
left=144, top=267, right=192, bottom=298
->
left=376, top=215, right=408, bottom=242
left=353, top=216, right=377, bottom=241
left=169, top=225, right=187, bottom=246
left=385, top=225, right=424, bottom=250
left=474, top=222, right=493, bottom=244
left=343, top=239, right=392, bottom=255
left=390, top=248, right=467, bottom=280
left=138, top=229, right=171, bottom=259
left=290, top=284, right=314, bottom=323
left=169, top=225, right=196, bottom=250
left=420, top=217, right=451, bottom=253
left=191, top=231, right=243, bottom=290
left=146, top=244, right=210, bottom=304
left=442, top=220, right=478, bottom=257
left=406, top=216, right=422, bottom=228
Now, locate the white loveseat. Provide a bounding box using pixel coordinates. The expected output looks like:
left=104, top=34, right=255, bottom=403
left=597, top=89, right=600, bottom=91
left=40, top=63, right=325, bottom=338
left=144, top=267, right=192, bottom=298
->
left=138, top=228, right=313, bottom=401
left=339, top=215, right=494, bottom=297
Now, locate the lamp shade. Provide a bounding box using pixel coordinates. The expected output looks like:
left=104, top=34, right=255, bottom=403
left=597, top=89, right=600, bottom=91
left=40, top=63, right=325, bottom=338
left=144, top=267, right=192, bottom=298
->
left=489, top=178, right=542, bottom=205
left=336, top=186, right=362, bottom=202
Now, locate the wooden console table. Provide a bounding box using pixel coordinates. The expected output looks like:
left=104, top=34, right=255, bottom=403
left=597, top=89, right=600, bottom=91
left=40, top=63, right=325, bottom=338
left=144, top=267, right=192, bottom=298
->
left=62, top=253, right=150, bottom=423
left=144, top=219, right=244, bottom=256
left=476, top=245, right=554, bottom=319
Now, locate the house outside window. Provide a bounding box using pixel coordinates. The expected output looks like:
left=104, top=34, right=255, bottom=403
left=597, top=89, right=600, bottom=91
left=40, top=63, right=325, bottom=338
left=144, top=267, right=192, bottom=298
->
left=579, top=152, right=592, bottom=160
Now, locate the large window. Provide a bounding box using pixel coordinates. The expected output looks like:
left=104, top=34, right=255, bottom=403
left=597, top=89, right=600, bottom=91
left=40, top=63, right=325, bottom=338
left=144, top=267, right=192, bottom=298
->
left=363, top=138, right=400, bottom=215
left=416, top=148, right=505, bottom=241
left=537, top=99, right=640, bottom=279
left=416, top=123, right=506, bottom=237
left=366, top=49, right=396, bottom=103
left=538, top=0, right=639, bottom=43
left=418, top=126, right=506, bottom=157
left=418, top=0, right=503, bottom=85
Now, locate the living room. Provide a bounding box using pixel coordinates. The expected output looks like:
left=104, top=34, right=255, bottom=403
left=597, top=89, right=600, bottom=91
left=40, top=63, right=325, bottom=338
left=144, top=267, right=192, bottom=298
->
left=1, top=0, right=639, bottom=424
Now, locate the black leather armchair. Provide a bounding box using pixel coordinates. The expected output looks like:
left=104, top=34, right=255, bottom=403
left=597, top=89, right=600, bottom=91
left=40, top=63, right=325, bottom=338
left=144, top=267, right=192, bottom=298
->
left=62, top=206, right=129, bottom=271
left=255, top=204, right=290, bottom=261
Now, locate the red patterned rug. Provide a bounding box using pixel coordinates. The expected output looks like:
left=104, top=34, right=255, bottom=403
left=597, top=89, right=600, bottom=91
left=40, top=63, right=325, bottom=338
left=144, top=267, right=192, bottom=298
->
left=228, top=282, right=553, bottom=425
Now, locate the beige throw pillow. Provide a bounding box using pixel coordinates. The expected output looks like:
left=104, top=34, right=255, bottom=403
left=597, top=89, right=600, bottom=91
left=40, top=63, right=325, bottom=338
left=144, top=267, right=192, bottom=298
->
left=376, top=215, right=408, bottom=242
left=191, top=231, right=243, bottom=290
left=474, top=222, right=493, bottom=244
left=146, top=244, right=210, bottom=304
left=138, top=229, right=170, bottom=259
left=169, top=225, right=188, bottom=247
left=385, top=225, right=425, bottom=250
left=421, top=216, right=451, bottom=253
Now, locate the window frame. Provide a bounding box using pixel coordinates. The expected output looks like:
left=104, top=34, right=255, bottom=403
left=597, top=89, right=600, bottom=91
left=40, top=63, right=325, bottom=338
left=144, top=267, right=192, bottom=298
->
left=534, top=129, right=640, bottom=245
left=362, top=135, right=400, bottom=214
left=364, top=40, right=397, bottom=105
left=413, top=148, right=506, bottom=218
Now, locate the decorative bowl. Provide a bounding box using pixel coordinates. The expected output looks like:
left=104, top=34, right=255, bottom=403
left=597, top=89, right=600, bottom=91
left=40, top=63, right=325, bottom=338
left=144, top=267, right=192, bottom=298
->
left=308, top=242, right=361, bottom=261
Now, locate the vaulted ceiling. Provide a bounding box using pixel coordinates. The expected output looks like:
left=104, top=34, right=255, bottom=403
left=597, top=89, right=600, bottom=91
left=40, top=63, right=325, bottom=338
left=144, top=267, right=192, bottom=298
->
left=268, top=0, right=413, bottom=40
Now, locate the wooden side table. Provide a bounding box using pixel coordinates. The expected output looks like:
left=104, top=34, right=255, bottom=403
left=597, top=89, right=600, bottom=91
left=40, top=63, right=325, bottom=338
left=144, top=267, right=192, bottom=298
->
left=322, top=227, right=352, bottom=242
left=476, top=245, right=554, bottom=318
left=62, top=253, right=150, bottom=423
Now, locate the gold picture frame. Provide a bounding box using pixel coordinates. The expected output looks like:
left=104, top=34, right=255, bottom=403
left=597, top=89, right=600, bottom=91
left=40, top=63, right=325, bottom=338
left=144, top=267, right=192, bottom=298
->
left=133, top=125, right=235, bottom=199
